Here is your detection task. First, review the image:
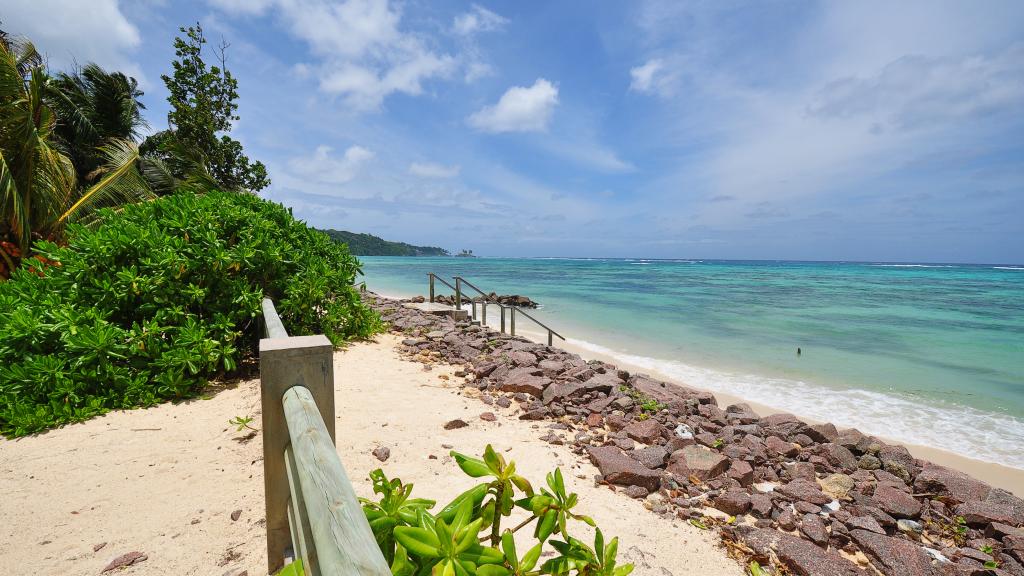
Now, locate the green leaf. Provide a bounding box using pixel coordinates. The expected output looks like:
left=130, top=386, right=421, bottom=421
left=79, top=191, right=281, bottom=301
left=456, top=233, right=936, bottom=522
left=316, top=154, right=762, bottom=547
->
left=451, top=451, right=493, bottom=478
left=394, top=526, right=442, bottom=558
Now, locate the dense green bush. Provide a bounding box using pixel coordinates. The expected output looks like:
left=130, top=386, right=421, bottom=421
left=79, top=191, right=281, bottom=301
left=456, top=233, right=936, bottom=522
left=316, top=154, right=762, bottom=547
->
left=0, top=190, right=380, bottom=436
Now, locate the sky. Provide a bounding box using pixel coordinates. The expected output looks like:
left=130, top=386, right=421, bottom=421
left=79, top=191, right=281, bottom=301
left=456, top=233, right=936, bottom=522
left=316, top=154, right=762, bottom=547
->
left=4, top=0, right=1024, bottom=262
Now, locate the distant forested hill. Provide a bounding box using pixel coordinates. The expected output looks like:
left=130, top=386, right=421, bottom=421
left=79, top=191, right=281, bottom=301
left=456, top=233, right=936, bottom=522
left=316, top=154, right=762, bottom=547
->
left=320, top=229, right=449, bottom=256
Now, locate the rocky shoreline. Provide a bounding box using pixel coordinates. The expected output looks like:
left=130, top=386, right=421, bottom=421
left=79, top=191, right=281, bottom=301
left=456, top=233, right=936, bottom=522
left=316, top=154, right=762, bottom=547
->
left=368, top=293, right=1024, bottom=576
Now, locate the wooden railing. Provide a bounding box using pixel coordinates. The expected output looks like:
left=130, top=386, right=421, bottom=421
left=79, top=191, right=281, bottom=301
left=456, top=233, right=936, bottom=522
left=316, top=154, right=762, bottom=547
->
left=259, top=298, right=389, bottom=575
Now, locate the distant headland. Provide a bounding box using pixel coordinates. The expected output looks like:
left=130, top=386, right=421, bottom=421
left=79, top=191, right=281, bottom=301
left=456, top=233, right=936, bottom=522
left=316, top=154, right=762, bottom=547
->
left=319, top=229, right=453, bottom=256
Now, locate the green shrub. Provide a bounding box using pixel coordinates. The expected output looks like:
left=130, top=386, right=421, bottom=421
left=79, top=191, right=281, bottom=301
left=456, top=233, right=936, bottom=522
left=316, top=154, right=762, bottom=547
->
left=0, top=190, right=380, bottom=436
left=362, top=445, right=634, bottom=576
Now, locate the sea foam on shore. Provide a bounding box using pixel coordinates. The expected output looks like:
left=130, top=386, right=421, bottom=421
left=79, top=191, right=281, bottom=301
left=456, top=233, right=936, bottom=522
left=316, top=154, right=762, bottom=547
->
left=566, top=336, right=1024, bottom=470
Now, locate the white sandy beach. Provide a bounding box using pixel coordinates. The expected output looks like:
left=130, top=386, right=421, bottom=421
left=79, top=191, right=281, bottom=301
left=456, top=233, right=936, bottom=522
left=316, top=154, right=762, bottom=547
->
left=0, top=333, right=743, bottom=575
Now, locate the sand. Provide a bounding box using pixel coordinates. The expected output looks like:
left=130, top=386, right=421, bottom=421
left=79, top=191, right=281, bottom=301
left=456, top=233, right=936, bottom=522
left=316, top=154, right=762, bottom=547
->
left=0, top=333, right=743, bottom=575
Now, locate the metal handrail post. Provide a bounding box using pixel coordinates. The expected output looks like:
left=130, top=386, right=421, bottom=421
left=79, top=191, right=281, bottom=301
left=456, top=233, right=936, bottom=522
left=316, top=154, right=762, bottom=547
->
left=548, top=330, right=553, bottom=346
left=471, top=300, right=477, bottom=321
left=510, top=307, right=516, bottom=336
left=482, top=302, right=487, bottom=325
left=428, top=273, right=435, bottom=302
left=500, top=307, right=506, bottom=333
left=455, top=278, right=462, bottom=310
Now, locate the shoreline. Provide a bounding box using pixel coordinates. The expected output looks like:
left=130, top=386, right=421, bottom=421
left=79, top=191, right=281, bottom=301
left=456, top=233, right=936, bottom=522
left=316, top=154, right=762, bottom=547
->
left=371, top=288, right=1024, bottom=493
left=514, top=323, right=1024, bottom=494
left=373, top=292, right=1024, bottom=575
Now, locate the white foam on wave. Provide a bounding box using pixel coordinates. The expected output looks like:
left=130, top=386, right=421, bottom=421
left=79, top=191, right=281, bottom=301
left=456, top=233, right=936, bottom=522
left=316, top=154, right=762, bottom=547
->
left=566, top=337, right=1024, bottom=470
left=993, top=266, right=1024, bottom=270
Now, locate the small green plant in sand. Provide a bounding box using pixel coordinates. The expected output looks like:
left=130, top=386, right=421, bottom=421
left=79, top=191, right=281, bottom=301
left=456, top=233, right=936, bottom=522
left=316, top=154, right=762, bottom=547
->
left=361, top=445, right=634, bottom=575
left=228, top=415, right=258, bottom=432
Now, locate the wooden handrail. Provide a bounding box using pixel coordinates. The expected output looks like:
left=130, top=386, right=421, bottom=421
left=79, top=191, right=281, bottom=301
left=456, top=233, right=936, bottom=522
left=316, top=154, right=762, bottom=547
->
left=283, top=386, right=390, bottom=575
left=259, top=297, right=387, bottom=575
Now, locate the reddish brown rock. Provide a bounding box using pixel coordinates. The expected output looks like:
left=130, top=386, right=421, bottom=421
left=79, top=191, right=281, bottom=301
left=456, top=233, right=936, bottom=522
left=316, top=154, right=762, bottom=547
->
left=846, top=515, right=886, bottom=535
left=750, top=494, right=773, bottom=517
left=956, top=499, right=1024, bottom=527
left=741, top=529, right=865, bottom=576
left=586, top=446, right=661, bottom=493
left=777, top=479, right=832, bottom=505
left=372, top=446, right=391, bottom=462
left=727, top=459, right=754, bottom=487
left=713, top=490, right=752, bottom=515
left=623, top=419, right=665, bottom=444
left=851, top=529, right=949, bottom=576
left=102, top=552, right=148, bottom=573
left=766, top=435, right=799, bottom=457
left=498, top=370, right=551, bottom=397
left=800, top=514, right=829, bottom=546
left=479, top=412, right=497, bottom=422
left=667, top=445, right=730, bottom=481
left=444, top=419, right=468, bottom=430
left=872, top=484, right=922, bottom=519
left=913, top=464, right=991, bottom=505
left=628, top=446, right=668, bottom=469
left=585, top=413, right=604, bottom=428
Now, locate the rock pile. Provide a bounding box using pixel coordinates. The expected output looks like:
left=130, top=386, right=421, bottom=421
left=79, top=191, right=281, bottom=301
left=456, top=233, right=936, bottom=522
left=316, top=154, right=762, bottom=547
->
left=370, top=293, right=1024, bottom=576
left=433, top=293, right=539, bottom=308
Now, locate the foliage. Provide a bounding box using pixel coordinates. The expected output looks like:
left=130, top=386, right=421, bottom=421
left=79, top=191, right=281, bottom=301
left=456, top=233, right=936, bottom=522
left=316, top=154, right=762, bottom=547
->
left=0, top=190, right=380, bottom=436
left=320, top=229, right=449, bottom=257
left=148, top=23, right=268, bottom=192
left=49, top=62, right=148, bottom=184
left=229, top=415, right=257, bottom=432
left=361, top=445, right=634, bottom=576
left=617, top=385, right=666, bottom=415
left=0, top=34, right=153, bottom=268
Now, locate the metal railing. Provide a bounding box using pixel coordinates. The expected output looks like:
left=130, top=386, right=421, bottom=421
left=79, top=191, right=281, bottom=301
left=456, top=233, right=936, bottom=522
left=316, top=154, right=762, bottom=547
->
left=424, top=273, right=565, bottom=346
left=260, top=298, right=389, bottom=576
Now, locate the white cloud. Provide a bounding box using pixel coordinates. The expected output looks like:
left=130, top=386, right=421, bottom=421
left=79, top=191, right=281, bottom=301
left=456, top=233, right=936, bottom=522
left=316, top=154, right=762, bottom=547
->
left=289, top=145, right=374, bottom=185
left=409, top=162, right=461, bottom=178
left=2, top=0, right=143, bottom=81
left=468, top=78, right=559, bottom=133
left=209, top=0, right=275, bottom=16
left=208, top=0, right=456, bottom=110
left=806, top=47, right=1024, bottom=131
left=630, top=59, right=662, bottom=92
left=453, top=4, right=508, bottom=36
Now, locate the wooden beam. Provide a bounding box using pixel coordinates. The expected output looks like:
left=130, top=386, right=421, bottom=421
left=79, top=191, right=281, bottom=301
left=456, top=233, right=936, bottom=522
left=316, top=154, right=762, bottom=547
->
left=283, top=386, right=390, bottom=575
left=262, top=298, right=289, bottom=339
left=259, top=334, right=335, bottom=574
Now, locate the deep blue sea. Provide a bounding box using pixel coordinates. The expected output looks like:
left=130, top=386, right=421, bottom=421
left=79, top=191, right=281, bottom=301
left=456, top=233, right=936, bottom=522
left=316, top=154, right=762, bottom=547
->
left=359, top=257, right=1024, bottom=469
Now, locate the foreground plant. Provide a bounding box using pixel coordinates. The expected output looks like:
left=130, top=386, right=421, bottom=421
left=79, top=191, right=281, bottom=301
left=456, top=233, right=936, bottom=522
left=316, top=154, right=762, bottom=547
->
left=361, top=445, right=634, bottom=576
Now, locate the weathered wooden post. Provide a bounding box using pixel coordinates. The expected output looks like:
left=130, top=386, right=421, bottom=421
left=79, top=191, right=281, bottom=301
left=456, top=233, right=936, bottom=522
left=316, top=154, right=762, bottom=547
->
left=455, top=277, right=462, bottom=310
left=500, top=306, right=506, bottom=333
left=510, top=307, right=516, bottom=336
left=428, top=273, right=435, bottom=303
left=259, top=300, right=336, bottom=575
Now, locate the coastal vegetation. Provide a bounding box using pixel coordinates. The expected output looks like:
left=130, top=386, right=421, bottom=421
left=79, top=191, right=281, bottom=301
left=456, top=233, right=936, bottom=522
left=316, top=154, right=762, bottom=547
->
left=321, top=228, right=450, bottom=256
left=361, top=445, right=633, bottom=576
left=0, top=26, right=378, bottom=436
left=0, top=191, right=377, bottom=436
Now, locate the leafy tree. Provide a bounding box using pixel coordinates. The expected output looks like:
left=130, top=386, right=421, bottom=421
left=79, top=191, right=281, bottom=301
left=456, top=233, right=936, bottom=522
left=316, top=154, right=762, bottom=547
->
left=148, top=23, right=269, bottom=192
left=49, top=63, right=147, bottom=184
left=0, top=35, right=151, bottom=266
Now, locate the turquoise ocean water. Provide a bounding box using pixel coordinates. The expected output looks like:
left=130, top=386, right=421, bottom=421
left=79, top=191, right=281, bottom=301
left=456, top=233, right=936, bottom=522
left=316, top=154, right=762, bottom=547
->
left=359, top=257, right=1024, bottom=469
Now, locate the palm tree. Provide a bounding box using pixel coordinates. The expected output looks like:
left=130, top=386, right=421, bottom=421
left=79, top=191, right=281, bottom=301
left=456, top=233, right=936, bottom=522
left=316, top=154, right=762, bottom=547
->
left=0, top=36, right=153, bottom=270
left=49, top=63, right=147, bottom=184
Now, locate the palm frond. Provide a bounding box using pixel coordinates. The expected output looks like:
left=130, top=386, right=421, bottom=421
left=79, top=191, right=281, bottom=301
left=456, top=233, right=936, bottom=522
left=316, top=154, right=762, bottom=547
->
left=57, top=139, right=152, bottom=225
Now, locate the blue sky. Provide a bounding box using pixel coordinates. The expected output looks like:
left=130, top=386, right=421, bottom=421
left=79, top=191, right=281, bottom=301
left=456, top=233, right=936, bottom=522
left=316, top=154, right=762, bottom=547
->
left=6, top=0, right=1024, bottom=262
